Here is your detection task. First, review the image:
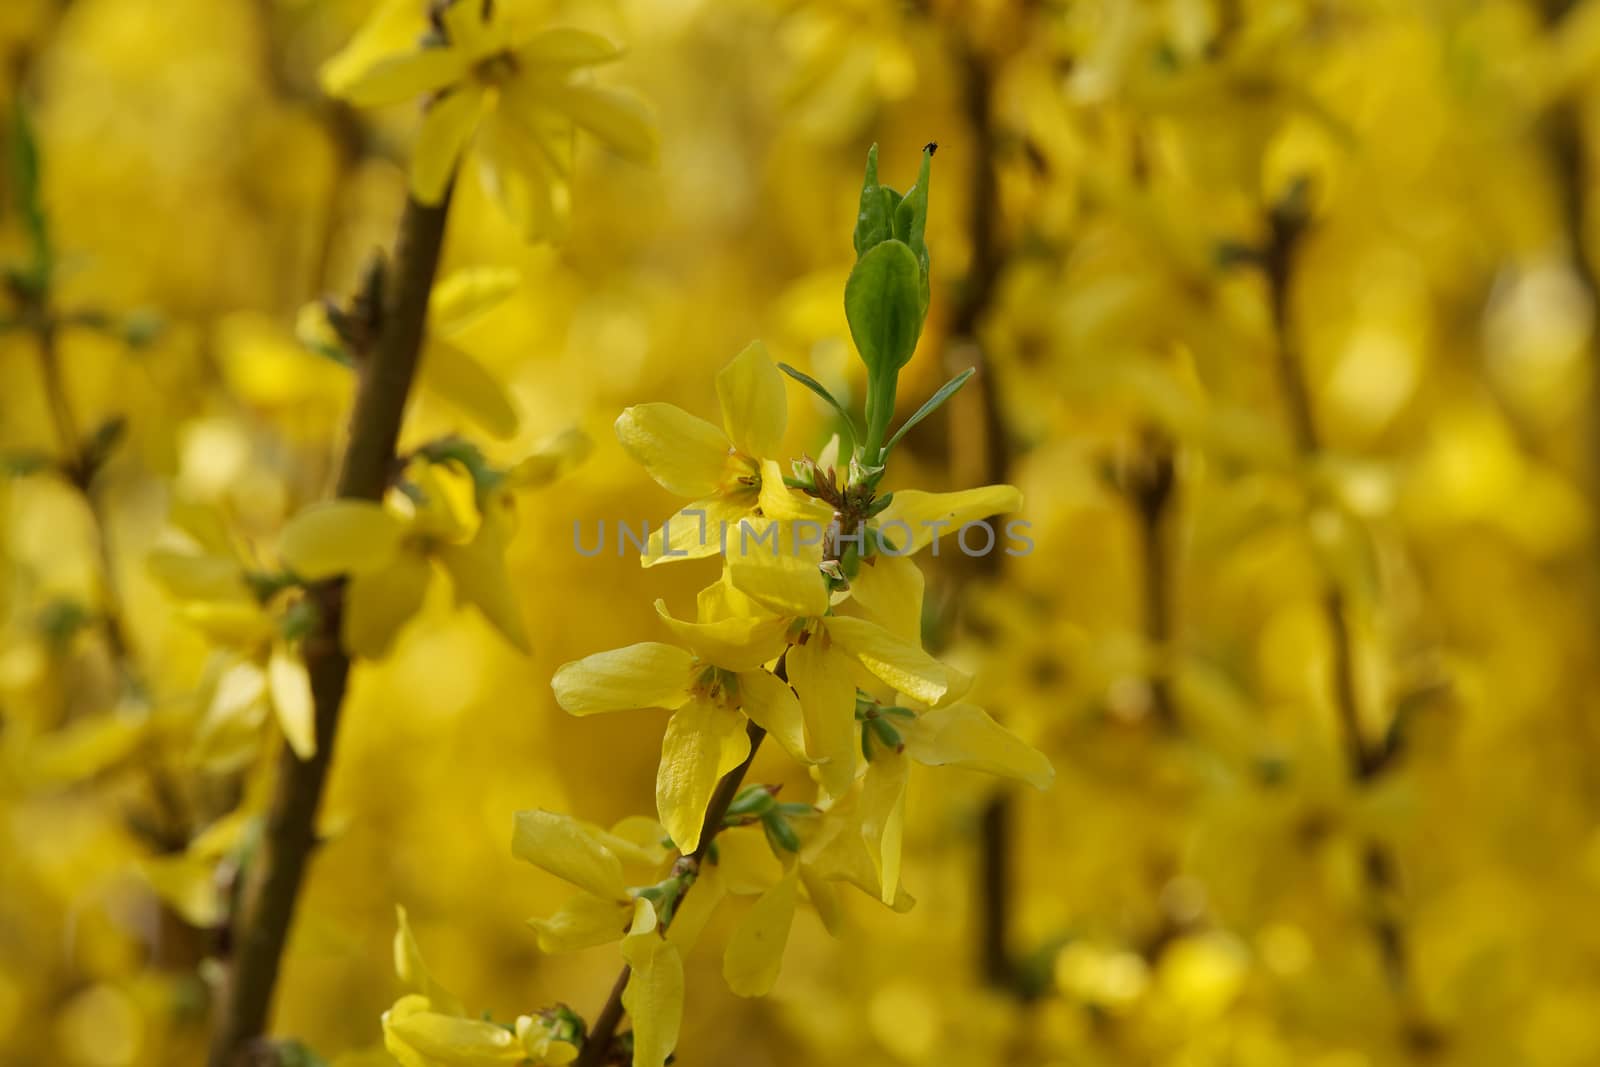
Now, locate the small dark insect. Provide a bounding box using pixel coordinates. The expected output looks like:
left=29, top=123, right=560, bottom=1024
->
left=923, top=141, right=939, bottom=155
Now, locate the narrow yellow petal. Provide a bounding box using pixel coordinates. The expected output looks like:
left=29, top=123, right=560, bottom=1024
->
left=342, top=549, right=432, bottom=659
left=715, top=826, right=784, bottom=895
left=657, top=699, right=751, bottom=853
left=846, top=551, right=924, bottom=643
left=515, top=27, right=623, bottom=67
left=615, top=403, right=735, bottom=499
left=903, top=703, right=1055, bottom=789
left=715, top=341, right=785, bottom=459
left=385, top=1007, right=524, bottom=1064
left=799, top=864, right=844, bottom=938
left=736, top=668, right=809, bottom=763
left=551, top=642, right=696, bottom=714
left=620, top=918, right=684, bottom=1067
left=332, top=47, right=469, bottom=108
left=787, top=640, right=858, bottom=797
left=435, top=498, right=529, bottom=652
left=430, top=266, right=522, bottom=332
left=548, top=84, right=658, bottom=165
left=641, top=498, right=748, bottom=568
left=726, top=518, right=829, bottom=618
left=510, top=810, right=630, bottom=902
left=145, top=549, right=247, bottom=602
left=319, top=0, right=426, bottom=99
left=278, top=500, right=404, bottom=580
left=267, top=645, right=316, bottom=760
left=723, top=869, right=799, bottom=996
left=757, top=458, right=830, bottom=522
left=665, top=862, right=726, bottom=952
left=653, top=599, right=788, bottom=672
left=418, top=338, right=520, bottom=439
left=824, top=615, right=955, bottom=706
left=393, top=905, right=466, bottom=1016
left=477, top=112, right=569, bottom=242
left=860, top=753, right=909, bottom=906
left=876, top=485, right=1023, bottom=555
left=526, top=893, right=632, bottom=953
left=411, top=87, right=484, bottom=204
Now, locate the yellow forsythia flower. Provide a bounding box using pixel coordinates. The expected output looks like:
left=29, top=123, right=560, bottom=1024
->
left=324, top=0, right=656, bottom=240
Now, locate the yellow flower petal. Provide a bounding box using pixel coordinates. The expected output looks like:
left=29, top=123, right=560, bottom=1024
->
left=860, top=752, right=909, bottom=905
left=736, top=668, right=809, bottom=764
left=278, top=500, right=405, bottom=580
left=723, top=869, right=799, bottom=997
left=319, top=0, right=427, bottom=99
left=757, top=458, right=830, bottom=523
left=715, top=341, right=785, bottom=459
left=393, top=905, right=466, bottom=1016
left=342, top=548, right=432, bottom=659
left=621, top=906, right=684, bottom=1067
left=641, top=497, right=750, bottom=567
left=411, top=86, right=484, bottom=204
left=876, top=485, right=1023, bottom=555
left=145, top=548, right=247, bottom=602
left=511, top=810, right=630, bottom=902
left=267, top=644, right=316, bottom=761
left=824, top=616, right=956, bottom=706
left=714, top=826, right=784, bottom=895
left=787, top=639, right=858, bottom=797
left=505, top=428, right=592, bottom=488
left=177, top=601, right=276, bottom=647
left=435, top=497, right=529, bottom=652
left=665, top=862, right=726, bottom=951
left=384, top=1003, right=524, bottom=1065
left=846, top=551, right=924, bottom=643
left=418, top=338, right=520, bottom=439
left=548, top=84, right=658, bottom=165
left=551, top=642, right=696, bottom=714
left=615, top=403, right=736, bottom=499
left=430, top=266, right=522, bottom=333
left=726, top=518, right=829, bottom=618
left=903, top=703, right=1054, bottom=790
left=332, top=46, right=469, bottom=109
left=516, top=27, right=623, bottom=68
left=657, top=698, right=751, bottom=853
left=653, top=599, right=788, bottom=672
left=799, top=864, right=844, bottom=938
left=526, top=893, right=633, bottom=953
left=477, top=111, right=570, bottom=242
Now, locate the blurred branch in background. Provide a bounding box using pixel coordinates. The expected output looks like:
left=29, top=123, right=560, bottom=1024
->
left=1260, top=186, right=1438, bottom=1053
left=207, top=188, right=453, bottom=1067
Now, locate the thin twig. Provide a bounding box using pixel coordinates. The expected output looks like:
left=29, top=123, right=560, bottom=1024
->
left=1261, top=198, right=1429, bottom=1038
left=576, top=720, right=769, bottom=1067
left=206, top=187, right=454, bottom=1067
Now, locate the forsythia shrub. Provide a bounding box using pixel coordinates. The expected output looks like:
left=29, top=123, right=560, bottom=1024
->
left=9, top=2, right=1600, bottom=1067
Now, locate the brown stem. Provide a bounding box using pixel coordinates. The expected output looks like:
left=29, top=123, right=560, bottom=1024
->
left=576, top=720, right=769, bottom=1067
left=32, top=318, right=135, bottom=671
left=1129, top=431, right=1178, bottom=730
left=945, top=33, right=1022, bottom=994
left=1262, top=201, right=1422, bottom=1022
left=206, top=188, right=453, bottom=1067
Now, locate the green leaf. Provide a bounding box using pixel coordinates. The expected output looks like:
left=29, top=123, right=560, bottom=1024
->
left=777, top=362, right=858, bottom=450
left=853, top=144, right=890, bottom=256
left=893, top=147, right=932, bottom=274
left=845, top=240, right=924, bottom=457
left=882, top=367, right=975, bottom=457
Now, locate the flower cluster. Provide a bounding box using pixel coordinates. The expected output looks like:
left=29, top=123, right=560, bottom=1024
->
left=509, top=145, right=1055, bottom=1066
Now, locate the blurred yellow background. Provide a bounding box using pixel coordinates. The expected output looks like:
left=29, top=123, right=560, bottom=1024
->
left=7, top=0, right=1600, bottom=1065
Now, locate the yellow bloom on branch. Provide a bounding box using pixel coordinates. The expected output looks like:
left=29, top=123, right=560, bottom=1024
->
left=324, top=0, right=657, bottom=240
left=616, top=341, right=829, bottom=568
